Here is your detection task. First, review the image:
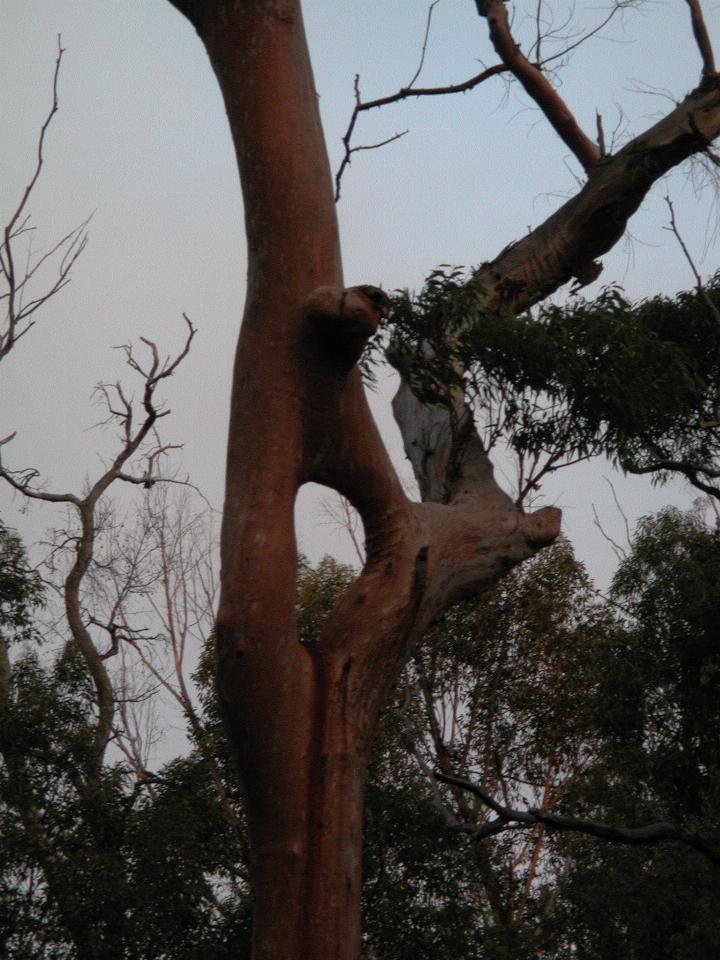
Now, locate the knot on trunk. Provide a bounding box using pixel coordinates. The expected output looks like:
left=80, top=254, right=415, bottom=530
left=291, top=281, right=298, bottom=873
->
left=304, top=285, right=389, bottom=368
left=520, top=505, right=562, bottom=548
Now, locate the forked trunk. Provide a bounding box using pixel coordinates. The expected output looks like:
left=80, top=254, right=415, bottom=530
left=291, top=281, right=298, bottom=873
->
left=167, top=3, right=560, bottom=958
left=163, top=1, right=720, bottom=957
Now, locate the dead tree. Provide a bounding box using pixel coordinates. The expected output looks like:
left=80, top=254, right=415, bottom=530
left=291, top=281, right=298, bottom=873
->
left=0, top=322, right=195, bottom=779
left=165, top=2, right=719, bottom=958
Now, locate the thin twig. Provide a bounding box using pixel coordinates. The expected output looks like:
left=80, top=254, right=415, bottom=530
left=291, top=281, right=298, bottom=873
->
left=5, top=37, right=64, bottom=241
left=407, top=1, right=441, bottom=89
left=664, top=195, right=720, bottom=325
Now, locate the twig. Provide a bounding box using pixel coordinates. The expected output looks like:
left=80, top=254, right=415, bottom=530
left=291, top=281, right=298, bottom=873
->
left=335, top=129, right=408, bottom=203
left=596, top=111, right=606, bottom=158
left=664, top=195, right=720, bottom=325
left=591, top=503, right=627, bottom=563
left=407, top=1, right=441, bottom=90
left=604, top=476, right=632, bottom=550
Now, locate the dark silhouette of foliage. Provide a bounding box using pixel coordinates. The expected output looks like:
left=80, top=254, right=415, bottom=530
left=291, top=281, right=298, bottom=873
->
left=386, top=271, right=720, bottom=494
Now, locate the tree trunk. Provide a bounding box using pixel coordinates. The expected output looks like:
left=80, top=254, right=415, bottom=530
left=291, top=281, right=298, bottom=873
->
left=166, top=2, right=720, bottom=957
left=167, top=3, right=557, bottom=958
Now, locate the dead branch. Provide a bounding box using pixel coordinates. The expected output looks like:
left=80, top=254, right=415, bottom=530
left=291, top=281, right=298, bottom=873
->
left=0, top=320, right=195, bottom=776
left=664, top=195, right=720, bottom=325
left=0, top=38, right=90, bottom=362
left=434, top=769, right=720, bottom=866
left=5, top=37, right=63, bottom=241
left=407, top=1, right=441, bottom=90
left=334, top=63, right=509, bottom=200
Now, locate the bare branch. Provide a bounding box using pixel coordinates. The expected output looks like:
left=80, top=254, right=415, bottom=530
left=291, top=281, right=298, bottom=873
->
left=434, top=769, right=720, bottom=866
left=535, top=2, right=635, bottom=71
left=686, top=0, right=717, bottom=77
left=407, top=1, right=441, bottom=90
left=334, top=126, right=409, bottom=202
left=592, top=503, right=627, bottom=564
left=475, top=0, right=599, bottom=172
left=596, top=111, right=606, bottom=159
left=0, top=435, right=80, bottom=505
left=0, top=41, right=91, bottom=363
left=0, top=319, right=195, bottom=776
left=5, top=37, right=63, bottom=241
left=334, top=64, right=508, bottom=200
left=664, top=195, right=720, bottom=325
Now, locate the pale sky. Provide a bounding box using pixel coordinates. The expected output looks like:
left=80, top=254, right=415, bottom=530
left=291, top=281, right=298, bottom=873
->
left=2, top=0, right=719, bottom=588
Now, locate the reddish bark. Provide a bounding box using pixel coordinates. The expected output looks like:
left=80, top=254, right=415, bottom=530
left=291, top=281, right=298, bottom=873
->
left=167, top=2, right=719, bottom=958
left=477, top=0, right=600, bottom=172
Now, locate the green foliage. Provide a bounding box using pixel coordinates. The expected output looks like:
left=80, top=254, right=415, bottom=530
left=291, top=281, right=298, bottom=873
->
left=0, top=527, right=250, bottom=960
left=550, top=506, right=720, bottom=960
left=296, top=554, right=355, bottom=643
left=0, top=522, right=43, bottom=645
left=3, top=520, right=720, bottom=959
left=0, top=641, right=252, bottom=959
left=383, top=268, right=720, bottom=491
left=360, top=539, right=614, bottom=960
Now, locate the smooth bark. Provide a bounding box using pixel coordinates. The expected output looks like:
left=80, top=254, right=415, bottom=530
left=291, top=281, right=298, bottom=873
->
left=167, top=2, right=719, bottom=958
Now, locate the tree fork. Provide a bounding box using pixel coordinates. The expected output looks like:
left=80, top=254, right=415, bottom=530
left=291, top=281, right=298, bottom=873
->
left=170, top=2, right=559, bottom=957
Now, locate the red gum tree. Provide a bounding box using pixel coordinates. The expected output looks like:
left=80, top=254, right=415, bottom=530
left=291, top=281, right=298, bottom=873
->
left=166, top=2, right=719, bottom=958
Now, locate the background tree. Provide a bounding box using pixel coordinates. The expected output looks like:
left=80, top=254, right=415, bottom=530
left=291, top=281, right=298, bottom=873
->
left=0, top=506, right=254, bottom=960
left=2, top=505, right=719, bottom=958
left=547, top=506, right=720, bottom=960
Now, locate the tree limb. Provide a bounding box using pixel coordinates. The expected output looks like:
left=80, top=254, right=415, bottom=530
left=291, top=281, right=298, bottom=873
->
left=435, top=769, right=720, bottom=866
left=472, top=75, right=720, bottom=314
left=0, top=321, right=195, bottom=776
left=475, top=0, right=599, bottom=172
left=686, top=0, right=717, bottom=77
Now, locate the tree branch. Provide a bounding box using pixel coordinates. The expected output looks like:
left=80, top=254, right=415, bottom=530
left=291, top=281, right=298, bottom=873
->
left=664, top=194, right=720, bottom=325
left=686, top=0, right=717, bottom=77
left=335, top=65, right=509, bottom=199
left=435, top=769, right=720, bottom=866
left=471, top=76, right=720, bottom=314
left=0, top=320, right=195, bottom=776
left=475, top=0, right=599, bottom=172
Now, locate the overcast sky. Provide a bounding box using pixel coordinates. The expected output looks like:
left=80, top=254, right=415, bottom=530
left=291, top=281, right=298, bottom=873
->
left=2, top=0, right=719, bottom=587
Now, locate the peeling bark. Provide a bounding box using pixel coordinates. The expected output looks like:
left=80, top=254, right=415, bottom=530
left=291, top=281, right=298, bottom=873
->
left=474, top=75, right=720, bottom=313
